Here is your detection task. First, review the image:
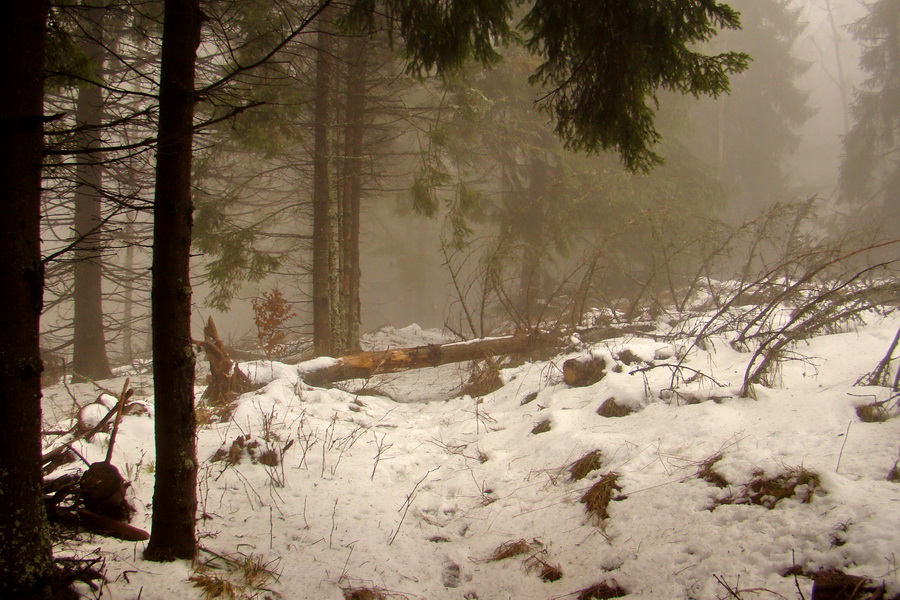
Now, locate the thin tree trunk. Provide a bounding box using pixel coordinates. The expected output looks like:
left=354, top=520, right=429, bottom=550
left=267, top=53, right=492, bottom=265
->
left=312, top=3, right=335, bottom=357
left=341, top=35, right=367, bottom=354
left=520, top=155, right=547, bottom=325
left=0, top=1, right=56, bottom=596
left=122, top=220, right=135, bottom=361
left=144, top=0, right=201, bottom=563
left=824, top=0, right=851, bottom=135
left=72, top=5, right=113, bottom=382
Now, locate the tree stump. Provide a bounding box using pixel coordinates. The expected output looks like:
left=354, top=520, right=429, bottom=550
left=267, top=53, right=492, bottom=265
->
left=196, top=316, right=253, bottom=405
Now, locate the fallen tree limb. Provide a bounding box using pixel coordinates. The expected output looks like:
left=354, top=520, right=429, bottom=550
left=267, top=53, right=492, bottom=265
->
left=301, top=334, right=553, bottom=386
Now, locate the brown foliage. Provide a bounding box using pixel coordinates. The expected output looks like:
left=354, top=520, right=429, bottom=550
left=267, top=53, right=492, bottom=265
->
left=251, top=288, right=295, bottom=357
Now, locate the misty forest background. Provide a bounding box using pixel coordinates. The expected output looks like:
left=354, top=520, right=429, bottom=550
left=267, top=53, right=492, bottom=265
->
left=32, top=0, right=897, bottom=373
left=37, top=0, right=896, bottom=370
left=1, top=0, right=898, bottom=596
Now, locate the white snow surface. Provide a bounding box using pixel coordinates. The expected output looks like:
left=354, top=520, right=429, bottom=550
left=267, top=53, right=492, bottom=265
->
left=44, top=314, right=900, bottom=599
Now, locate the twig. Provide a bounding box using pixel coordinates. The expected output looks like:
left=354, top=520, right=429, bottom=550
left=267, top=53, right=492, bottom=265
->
left=370, top=432, right=393, bottom=480
left=329, top=499, right=338, bottom=549
left=629, top=362, right=728, bottom=388
left=104, top=378, right=132, bottom=464
left=835, top=421, right=852, bottom=473
left=42, top=404, right=119, bottom=467
left=792, top=550, right=806, bottom=600
left=389, top=467, right=439, bottom=545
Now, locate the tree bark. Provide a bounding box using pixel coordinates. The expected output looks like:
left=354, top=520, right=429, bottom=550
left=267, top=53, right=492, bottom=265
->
left=72, top=4, right=113, bottom=383
left=0, top=1, right=56, bottom=596
left=144, top=0, right=201, bottom=563
left=340, top=35, right=367, bottom=354
left=312, top=3, right=335, bottom=357
left=296, top=322, right=655, bottom=386
left=302, top=334, right=551, bottom=386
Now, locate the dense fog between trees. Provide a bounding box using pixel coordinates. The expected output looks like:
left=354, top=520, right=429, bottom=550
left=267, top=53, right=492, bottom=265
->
left=35, top=0, right=895, bottom=370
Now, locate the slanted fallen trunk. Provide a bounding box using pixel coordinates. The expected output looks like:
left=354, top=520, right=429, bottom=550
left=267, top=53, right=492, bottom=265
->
left=196, top=317, right=253, bottom=403
left=301, top=334, right=551, bottom=386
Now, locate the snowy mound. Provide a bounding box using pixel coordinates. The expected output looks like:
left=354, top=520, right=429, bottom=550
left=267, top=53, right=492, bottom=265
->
left=46, top=314, right=900, bottom=599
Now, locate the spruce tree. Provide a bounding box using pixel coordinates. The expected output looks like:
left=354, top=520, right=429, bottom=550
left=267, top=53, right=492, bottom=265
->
left=688, top=0, right=812, bottom=216
left=0, top=1, right=56, bottom=596
left=840, top=0, right=899, bottom=237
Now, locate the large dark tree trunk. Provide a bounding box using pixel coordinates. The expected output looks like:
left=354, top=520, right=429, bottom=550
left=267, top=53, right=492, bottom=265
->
left=144, top=0, right=201, bottom=562
left=339, top=35, right=367, bottom=355
left=0, top=1, right=56, bottom=596
left=72, top=5, right=113, bottom=383
left=312, top=3, right=335, bottom=357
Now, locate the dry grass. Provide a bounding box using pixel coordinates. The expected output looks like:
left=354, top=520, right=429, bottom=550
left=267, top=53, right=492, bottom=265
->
left=483, top=539, right=534, bottom=561
left=568, top=450, right=604, bottom=482
left=856, top=401, right=891, bottom=423
left=716, top=467, right=820, bottom=509
left=525, top=555, right=563, bottom=582
left=342, top=587, right=392, bottom=600
left=480, top=539, right=564, bottom=582
left=810, top=569, right=887, bottom=600
left=580, top=473, right=621, bottom=523
left=463, top=360, right=504, bottom=397
left=887, top=460, right=900, bottom=482
left=196, top=394, right=240, bottom=426
left=596, top=397, right=634, bottom=418
left=190, top=573, right=238, bottom=599
left=531, top=419, right=552, bottom=434
left=576, top=580, right=627, bottom=599
left=342, top=586, right=410, bottom=600
left=697, top=453, right=729, bottom=488
left=190, top=551, right=280, bottom=600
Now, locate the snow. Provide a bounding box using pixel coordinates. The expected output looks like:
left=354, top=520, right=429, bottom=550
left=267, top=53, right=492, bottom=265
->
left=46, top=313, right=900, bottom=599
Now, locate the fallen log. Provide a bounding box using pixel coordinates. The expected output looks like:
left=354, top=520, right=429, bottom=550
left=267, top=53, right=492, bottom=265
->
left=301, top=334, right=552, bottom=386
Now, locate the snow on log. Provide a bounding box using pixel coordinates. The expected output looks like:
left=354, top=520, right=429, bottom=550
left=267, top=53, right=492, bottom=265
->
left=300, top=334, right=549, bottom=386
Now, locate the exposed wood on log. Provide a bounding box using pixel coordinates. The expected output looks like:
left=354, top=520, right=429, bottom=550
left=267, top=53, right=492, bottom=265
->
left=302, top=334, right=552, bottom=386
left=79, top=461, right=134, bottom=522
left=77, top=509, right=149, bottom=542
left=196, top=316, right=253, bottom=403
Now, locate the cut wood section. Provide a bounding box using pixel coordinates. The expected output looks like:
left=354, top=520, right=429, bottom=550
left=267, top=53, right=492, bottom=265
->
left=78, top=509, right=149, bottom=542
left=302, top=334, right=550, bottom=386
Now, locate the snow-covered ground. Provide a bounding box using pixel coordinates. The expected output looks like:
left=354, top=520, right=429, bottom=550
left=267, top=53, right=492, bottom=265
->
left=43, top=312, right=900, bottom=599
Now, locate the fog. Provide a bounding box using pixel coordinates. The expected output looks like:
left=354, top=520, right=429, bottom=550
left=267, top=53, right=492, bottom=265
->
left=38, top=0, right=894, bottom=371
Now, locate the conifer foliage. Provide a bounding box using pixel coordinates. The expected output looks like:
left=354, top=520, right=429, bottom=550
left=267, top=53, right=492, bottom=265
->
left=840, top=0, right=900, bottom=237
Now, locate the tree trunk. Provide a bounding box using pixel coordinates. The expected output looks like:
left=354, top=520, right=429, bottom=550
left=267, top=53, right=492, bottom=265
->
left=519, top=154, right=548, bottom=324
left=72, top=5, right=113, bottom=383
left=0, top=1, right=56, bottom=596
left=122, top=219, right=136, bottom=361
left=144, top=0, right=201, bottom=563
left=312, top=3, right=335, bottom=357
left=296, top=322, right=654, bottom=386
left=302, top=334, right=552, bottom=386
left=340, top=35, right=367, bottom=354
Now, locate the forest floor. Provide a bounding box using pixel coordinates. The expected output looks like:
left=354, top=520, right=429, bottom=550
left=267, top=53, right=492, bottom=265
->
left=42, top=310, right=900, bottom=599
